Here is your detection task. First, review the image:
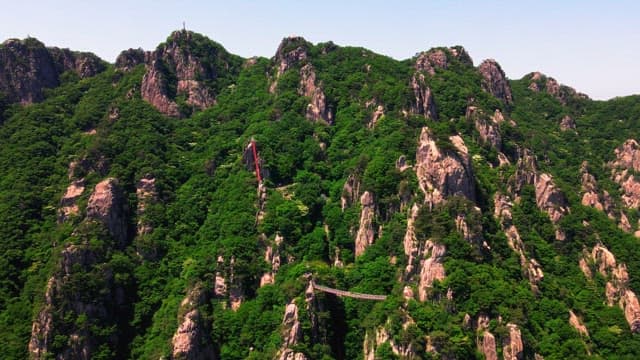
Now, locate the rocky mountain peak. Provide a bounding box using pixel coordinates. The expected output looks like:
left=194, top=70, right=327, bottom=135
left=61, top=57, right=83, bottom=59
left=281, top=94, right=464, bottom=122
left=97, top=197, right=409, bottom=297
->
left=414, top=46, right=473, bottom=75
left=478, top=59, right=513, bottom=105
left=141, top=30, right=241, bottom=116
left=526, top=71, right=589, bottom=105
left=273, top=36, right=310, bottom=75
left=415, top=127, right=475, bottom=207
left=115, top=48, right=146, bottom=71
left=0, top=37, right=105, bottom=104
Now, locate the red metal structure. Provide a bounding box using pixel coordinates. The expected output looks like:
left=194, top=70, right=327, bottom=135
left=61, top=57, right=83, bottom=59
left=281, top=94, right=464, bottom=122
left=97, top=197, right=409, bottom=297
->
left=250, top=138, right=262, bottom=183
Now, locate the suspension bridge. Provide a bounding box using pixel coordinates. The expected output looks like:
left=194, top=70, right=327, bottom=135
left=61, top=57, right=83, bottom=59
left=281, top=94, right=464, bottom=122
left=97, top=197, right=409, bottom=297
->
left=310, top=280, right=387, bottom=301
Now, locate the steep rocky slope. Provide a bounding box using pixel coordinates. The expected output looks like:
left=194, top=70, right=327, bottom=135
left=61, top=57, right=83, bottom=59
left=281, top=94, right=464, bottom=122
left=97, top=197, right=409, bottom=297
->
left=1, top=30, right=640, bottom=360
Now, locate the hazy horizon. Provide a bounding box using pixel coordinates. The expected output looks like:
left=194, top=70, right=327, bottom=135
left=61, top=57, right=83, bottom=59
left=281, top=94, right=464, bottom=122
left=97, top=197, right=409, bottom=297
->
left=2, top=0, right=638, bottom=100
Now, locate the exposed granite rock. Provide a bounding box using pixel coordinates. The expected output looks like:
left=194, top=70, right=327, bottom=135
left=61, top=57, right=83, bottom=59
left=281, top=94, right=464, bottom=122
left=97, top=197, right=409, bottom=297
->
left=478, top=59, right=513, bottom=105
left=277, top=300, right=309, bottom=360
left=479, top=331, right=498, bottom=360
left=612, top=139, right=640, bottom=172
left=30, top=242, right=119, bottom=359
left=509, top=148, right=538, bottom=195
left=270, top=36, right=310, bottom=93
left=403, top=203, right=421, bottom=276
left=455, top=207, right=487, bottom=250
left=171, top=286, right=216, bottom=360
left=136, top=175, right=157, bottom=236
left=273, top=36, right=309, bottom=77
left=580, top=162, right=615, bottom=218
left=611, top=139, right=640, bottom=209
left=341, top=174, right=360, bottom=210
left=414, top=49, right=448, bottom=75
left=535, top=173, right=569, bottom=225
left=494, top=193, right=544, bottom=290
left=364, top=313, right=418, bottom=360
left=86, top=178, right=128, bottom=248
left=28, top=278, right=57, bottom=359
left=467, top=106, right=501, bottom=149
left=559, top=115, right=577, bottom=132
left=141, top=58, right=179, bottom=116
left=260, top=234, right=283, bottom=286
left=58, top=179, right=85, bottom=222
left=115, top=48, right=145, bottom=71
left=410, top=73, right=438, bottom=119
left=299, top=64, right=333, bottom=124
left=415, top=128, right=475, bottom=208
left=418, top=240, right=446, bottom=301
left=582, top=244, right=640, bottom=332
left=622, top=290, right=640, bottom=333
left=213, top=256, right=244, bottom=310
left=369, top=104, right=385, bottom=128
left=509, top=149, right=569, bottom=240
left=0, top=37, right=105, bottom=104
left=502, top=323, right=524, bottom=360
left=619, top=211, right=633, bottom=232
left=526, top=71, right=589, bottom=105
left=569, top=310, right=589, bottom=337
left=141, top=30, right=237, bottom=116
left=491, top=109, right=505, bottom=124
left=48, top=47, right=105, bottom=79
left=355, top=191, right=376, bottom=257
left=414, top=46, right=473, bottom=75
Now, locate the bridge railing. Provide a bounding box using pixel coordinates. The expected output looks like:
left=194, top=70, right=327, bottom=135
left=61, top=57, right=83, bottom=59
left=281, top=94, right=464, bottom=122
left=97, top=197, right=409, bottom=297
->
left=310, top=281, right=387, bottom=301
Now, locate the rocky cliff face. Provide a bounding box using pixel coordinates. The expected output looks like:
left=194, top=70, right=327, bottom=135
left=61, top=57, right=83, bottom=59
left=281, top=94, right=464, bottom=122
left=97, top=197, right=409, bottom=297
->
left=260, top=234, right=283, bottom=286
left=214, top=257, right=244, bottom=311
left=340, top=174, right=360, bottom=210
left=472, top=314, right=498, bottom=360
left=86, top=178, right=128, bottom=248
left=276, top=282, right=321, bottom=360
left=363, top=311, right=419, bottom=360
left=299, top=64, right=333, bottom=124
left=509, top=149, right=569, bottom=240
left=29, top=245, right=105, bottom=360
left=141, top=30, right=238, bottom=116
left=58, top=179, right=86, bottom=222
left=581, top=244, right=640, bottom=332
left=478, top=59, right=513, bottom=105
left=418, top=240, right=447, bottom=301
left=415, top=128, right=475, bottom=208
left=270, top=36, right=309, bottom=93
left=611, top=139, right=640, bottom=209
left=502, top=323, right=524, bottom=360
left=494, top=193, right=544, bottom=290
left=30, top=177, right=130, bottom=359
left=277, top=301, right=307, bottom=360
left=467, top=106, right=502, bottom=149
left=569, top=310, right=589, bottom=337
left=115, top=48, right=146, bottom=71
left=580, top=162, right=615, bottom=218
left=0, top=38, right=105, bottom=104
left=534, top=173, right=569, bottom=225
left=172, top=286, right=215, bottom=360
left=414, top=46, right=473, bottom=75
left=136, top=175, right=157, bottom=236
left=526, top=72, right=588, bottom=105
left=355, top=191, right=376, bottom=257
left=410, top=73, right=438, bottom=119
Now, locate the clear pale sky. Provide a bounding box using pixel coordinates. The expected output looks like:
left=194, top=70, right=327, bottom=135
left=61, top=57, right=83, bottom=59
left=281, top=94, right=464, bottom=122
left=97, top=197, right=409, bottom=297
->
left=2, top=0, right=638, bottom=100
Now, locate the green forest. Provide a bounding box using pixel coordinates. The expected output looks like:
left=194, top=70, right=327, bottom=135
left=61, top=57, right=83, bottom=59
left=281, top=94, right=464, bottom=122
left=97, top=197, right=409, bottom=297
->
left=1, top=30, right=640, bottom=359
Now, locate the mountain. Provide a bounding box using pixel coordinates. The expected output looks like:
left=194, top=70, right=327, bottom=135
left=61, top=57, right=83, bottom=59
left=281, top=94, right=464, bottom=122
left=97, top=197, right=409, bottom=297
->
left=1, top=29, right=640, bottom=359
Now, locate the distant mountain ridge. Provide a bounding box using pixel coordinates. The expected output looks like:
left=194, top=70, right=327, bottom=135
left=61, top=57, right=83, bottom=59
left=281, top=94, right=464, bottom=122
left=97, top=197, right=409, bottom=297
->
left=1, top=30, right=640, bottom=359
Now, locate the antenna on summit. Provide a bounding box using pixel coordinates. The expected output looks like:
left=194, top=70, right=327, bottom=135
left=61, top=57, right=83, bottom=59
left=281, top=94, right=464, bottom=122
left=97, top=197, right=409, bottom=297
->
left=182, top=21, right=186, bottom=31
